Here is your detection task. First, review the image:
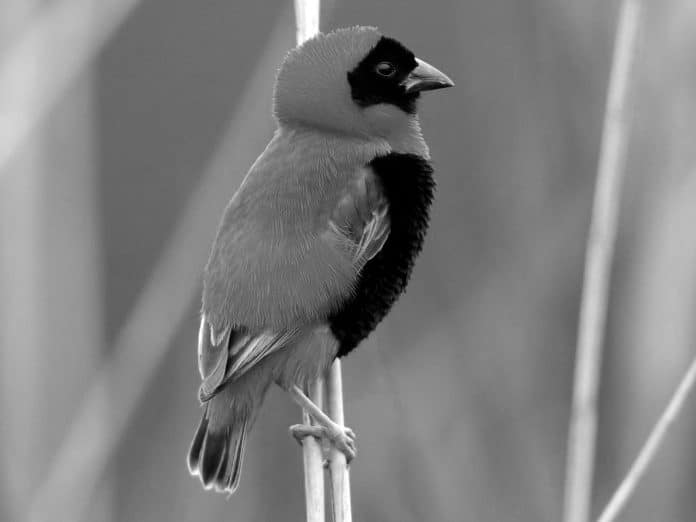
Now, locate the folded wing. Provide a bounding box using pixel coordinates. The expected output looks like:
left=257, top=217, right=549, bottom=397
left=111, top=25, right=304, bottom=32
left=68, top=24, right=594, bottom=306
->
left=197, top=316, right=299, bottom=402
left=197, top=167, right=390, bottom=401
left=324, top=166, right=390, bottom=269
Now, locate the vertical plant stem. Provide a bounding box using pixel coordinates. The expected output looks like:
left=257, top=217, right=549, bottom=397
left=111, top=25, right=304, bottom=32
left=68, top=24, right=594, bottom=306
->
left=294, top=0, right=319, bottom=49
left=27, top=15, right=292, bottom=521
left=302, top=379, right=326, bottom=522
left=327, top=360, right=352, bottom=522
left=0, top=0, right=144, bottom=174
left=597, top=356, right=696, bottom=522
left=294, top=2, right=325, bottom=521
left=562, top=2, right=642, bottom=522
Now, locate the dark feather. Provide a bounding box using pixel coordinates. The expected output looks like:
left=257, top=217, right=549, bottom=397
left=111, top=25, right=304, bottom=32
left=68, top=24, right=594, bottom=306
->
left=329, top=153, right=435, bottom=356
left=199, top=427, right=228, bottom=487
left=188, top=403, right=251, bottom=495
left=348, top=36, right=420, bottom=114
left=187, top=411, right=208, bottom=474
left=214, top=428, right=231, bottom=483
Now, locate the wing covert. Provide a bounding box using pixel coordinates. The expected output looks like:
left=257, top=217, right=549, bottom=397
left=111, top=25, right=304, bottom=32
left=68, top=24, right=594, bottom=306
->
left=324, top=167, right=390, bottom=269
left=197, top=314, right=298, bottom=402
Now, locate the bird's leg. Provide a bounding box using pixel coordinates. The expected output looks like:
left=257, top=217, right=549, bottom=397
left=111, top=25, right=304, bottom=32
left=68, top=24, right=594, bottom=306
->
left=288, top=385, right=356, bottom=462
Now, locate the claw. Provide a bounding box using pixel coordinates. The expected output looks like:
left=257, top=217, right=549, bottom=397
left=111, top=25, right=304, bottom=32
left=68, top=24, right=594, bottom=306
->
left=326, top=423, right=357, bottom=462
left=289, top=422, right=357, bottom=462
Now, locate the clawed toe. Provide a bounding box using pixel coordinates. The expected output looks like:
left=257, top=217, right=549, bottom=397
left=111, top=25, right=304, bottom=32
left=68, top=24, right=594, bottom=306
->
left=289, top=423, right=325, bottom=445
left=290, top=422, right=357, bottom=462
left=327, top=424, right=357, bottom=462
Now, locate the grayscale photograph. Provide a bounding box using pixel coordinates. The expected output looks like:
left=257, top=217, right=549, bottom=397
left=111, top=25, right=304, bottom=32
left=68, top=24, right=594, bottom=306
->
left=1, top=1, right=694, bottom=521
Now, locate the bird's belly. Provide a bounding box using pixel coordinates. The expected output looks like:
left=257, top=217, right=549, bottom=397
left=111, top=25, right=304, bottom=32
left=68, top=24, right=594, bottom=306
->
left=268, top=325, right=339, bottom=390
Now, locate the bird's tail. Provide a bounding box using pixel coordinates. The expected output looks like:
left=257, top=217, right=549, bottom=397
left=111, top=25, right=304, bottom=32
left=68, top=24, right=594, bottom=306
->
left=187, top=395, right=251, bottom=495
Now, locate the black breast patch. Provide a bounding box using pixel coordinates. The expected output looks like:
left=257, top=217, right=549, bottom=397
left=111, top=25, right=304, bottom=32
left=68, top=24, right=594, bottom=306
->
left=328, top=153, right=435, bottom=357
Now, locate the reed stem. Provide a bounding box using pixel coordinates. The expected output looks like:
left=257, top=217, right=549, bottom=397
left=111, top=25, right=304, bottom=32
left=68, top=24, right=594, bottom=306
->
left=327, top=360, right=352, bottom=522
left=293, top=2, right=331, bottom=521
left=302, top=379, right=326, bottom=522
left=597, top=356, right=696, bottom=522
left=562, top=2, right=642, bottom=521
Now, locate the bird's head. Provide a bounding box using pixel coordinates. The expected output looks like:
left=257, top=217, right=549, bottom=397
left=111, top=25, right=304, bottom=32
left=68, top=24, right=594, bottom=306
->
left=273, top=26, right=453, bottom=138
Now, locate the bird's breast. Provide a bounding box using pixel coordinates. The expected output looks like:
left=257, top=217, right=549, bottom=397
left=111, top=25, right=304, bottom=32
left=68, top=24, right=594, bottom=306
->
left=328, top=152, right=436, bottom=357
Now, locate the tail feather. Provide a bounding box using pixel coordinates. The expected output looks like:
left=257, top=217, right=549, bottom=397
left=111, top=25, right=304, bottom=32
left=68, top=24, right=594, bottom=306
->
left=188, top=353, right=277, bottom=495
left=199, top=428, right=229, bottom=486
left=225, top=421, right=248, bottom=492
left=187, top=406, right=250, bottom=495
left=214, top=428, right=231, bottom=483
left=187, top=414, right=208, bottom=474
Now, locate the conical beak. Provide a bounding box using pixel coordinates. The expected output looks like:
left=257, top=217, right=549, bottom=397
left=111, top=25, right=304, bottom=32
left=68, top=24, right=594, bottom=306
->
left=403, top=58, right=455, bottom=94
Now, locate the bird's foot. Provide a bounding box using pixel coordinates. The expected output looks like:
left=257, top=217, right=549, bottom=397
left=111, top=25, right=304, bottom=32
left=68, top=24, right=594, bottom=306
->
left=288, top=422, right=357, bottom=462
left=325, top=422, right=356, bottom=462
left=289, top=423, right=325, bottom=445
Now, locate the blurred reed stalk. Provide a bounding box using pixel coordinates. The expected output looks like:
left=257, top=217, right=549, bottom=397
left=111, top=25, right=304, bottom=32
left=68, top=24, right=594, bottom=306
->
left=27, top=13, right=293, bottom=521
left=562, top=2, right=642, bottom=522
left=0, top=0, right=143, bottom=173
left=597, top=357, right=696, bottom=522
left=294, top=2, right=353, bottom=521
left=302, top=380, right=326, bottom=522
left=293, top=3, right=324, bottom=519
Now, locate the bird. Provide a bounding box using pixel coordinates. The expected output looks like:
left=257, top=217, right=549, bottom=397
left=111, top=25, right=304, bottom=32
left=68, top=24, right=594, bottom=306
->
left=187, top=25, right=453, bottom=495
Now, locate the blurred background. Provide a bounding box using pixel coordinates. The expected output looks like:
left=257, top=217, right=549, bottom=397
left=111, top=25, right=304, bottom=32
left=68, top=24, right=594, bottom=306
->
left=1, top=1, right=695, bottom=521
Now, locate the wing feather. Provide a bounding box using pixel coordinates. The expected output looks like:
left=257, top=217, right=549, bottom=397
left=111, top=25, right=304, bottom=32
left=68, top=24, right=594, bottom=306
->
left=197, top=314, right=298, bottom=402
left=197, top=316, right=230, bottom=381
left=324, top=167, right=390, bottom=268
left=225, top=329, right=298, bottom=377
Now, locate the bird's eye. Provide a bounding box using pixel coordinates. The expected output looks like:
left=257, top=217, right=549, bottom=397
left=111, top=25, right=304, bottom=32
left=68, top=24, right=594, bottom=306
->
left=375, top=61, right=397, bottom=77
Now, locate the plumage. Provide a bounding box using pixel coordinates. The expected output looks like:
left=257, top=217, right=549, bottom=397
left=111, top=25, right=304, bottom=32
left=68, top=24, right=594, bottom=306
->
left=348, top=36, right=421, bottom=114
left=188, top=26, right=452, bottom=494
left=329, top=153, right=435, bottom=357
